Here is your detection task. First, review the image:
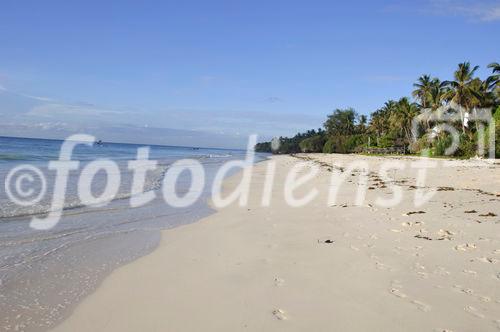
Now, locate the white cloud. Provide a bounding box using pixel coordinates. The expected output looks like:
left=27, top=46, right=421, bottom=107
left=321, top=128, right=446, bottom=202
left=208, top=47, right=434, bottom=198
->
left=28, top=103, right=125, bottom=118
left=427, top=0, right=500, bottom=22
left=0, top=84, right=54, bottom=101
left=20, top=94, right=54, bottom=102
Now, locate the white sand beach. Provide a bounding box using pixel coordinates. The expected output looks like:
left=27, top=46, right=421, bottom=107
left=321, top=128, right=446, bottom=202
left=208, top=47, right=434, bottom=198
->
left=51, top=154, right=500, bottom=332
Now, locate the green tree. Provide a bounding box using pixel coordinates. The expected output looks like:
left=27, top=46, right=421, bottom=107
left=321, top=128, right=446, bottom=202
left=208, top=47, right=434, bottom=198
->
left=324, top=108, right=358, bottom=137
left=389, top=97, right=420, bottom=148
left=469, top=78, right=496, bottom=109
left=487, top=62, right=500, bottom=102
left=489, top=62, right=500, bottom=74
left=442, top=62, right=480, bottom=133
left=357, top=114, right=368, bottom=134
left=428, top=78, right=446, bottom=110
left=412, top=75, right=434, bottom=108
left=299, top=135, right=326, bottom=153
left=368, top=100, right=396, bottom=144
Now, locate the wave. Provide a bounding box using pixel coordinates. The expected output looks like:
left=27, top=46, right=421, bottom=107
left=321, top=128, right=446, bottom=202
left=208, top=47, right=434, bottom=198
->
left=0, top=164, right=170, bottom=219
left=0, top=151, right=240, bottom=219
left=202, top=153, right=233, bottom=158
left=0, top=154, right=32, bottom=161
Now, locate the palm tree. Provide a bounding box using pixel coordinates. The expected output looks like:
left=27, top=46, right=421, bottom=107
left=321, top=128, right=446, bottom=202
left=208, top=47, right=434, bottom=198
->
left=389, top=97, right=420, bottom=148
left=487, top=62, right=499, bottom=101
left=429, top=78, right=445, bottom=107
left=412, top=75, right=433, bottom=108
left=488, top=62, right=500, bottom=74
left=369, top=100, right=397, bottom=139
left=357, top=114, right=368, bottom=134
left=369, top=110, right=384, bottom=139
left=416, top=77, right=446, bottom=129
left=469, top=78, right=496, bottom=109
left=442, top=62, right=480, bottom=133
left=381, top=100, right=398, bottom=121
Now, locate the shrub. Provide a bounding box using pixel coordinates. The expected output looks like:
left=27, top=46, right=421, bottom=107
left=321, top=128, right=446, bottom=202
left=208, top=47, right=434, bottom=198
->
left=454, top=134, right=477, bottom=158
left=344, top=135, right=366, bottom=152
left=323, top=138, right=335, bottom=153
left=299, top=135, right=326, bottom=153
left=481, top=108, right=500, bottom=158
left=411, top=134, right=432, bottom=155
left=495, top=107, right=500, bottom=158
left=434, top=134, right=454, bottom=156
left=377, top=134, right=396, bottom=148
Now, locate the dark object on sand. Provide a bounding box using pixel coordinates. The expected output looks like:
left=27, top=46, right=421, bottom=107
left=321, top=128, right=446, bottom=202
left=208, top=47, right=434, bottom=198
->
left=437, top=186, right=455, bottom=191
left=415, top=235, right=433, bottom=241
left=464, top=210, right=477, bottom=214
left=414, top=234, right=446, bottom=241
left=406, top=211, right=426, bottom=216
left=478, top=212, right=497, bottom=217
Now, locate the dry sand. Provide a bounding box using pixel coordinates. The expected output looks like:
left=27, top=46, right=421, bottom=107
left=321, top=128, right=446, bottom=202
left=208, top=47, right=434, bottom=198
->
left=52, top=154, right=500, bottom=332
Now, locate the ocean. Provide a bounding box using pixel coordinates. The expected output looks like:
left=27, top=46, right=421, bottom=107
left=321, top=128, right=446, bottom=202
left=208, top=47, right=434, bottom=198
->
left=0, top=136, right=266, bottom=331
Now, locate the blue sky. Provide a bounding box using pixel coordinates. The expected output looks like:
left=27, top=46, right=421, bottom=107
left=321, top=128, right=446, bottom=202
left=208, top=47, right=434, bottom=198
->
left=0, top=0, right=499, bottom=148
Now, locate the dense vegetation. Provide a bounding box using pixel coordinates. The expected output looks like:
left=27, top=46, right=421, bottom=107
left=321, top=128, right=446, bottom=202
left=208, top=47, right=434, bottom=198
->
left=255, top=62, right=500, bottom=158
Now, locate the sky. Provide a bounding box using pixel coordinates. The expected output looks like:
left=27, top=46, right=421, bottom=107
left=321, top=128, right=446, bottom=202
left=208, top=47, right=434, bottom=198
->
left=0, top=0, right=499, bottom=148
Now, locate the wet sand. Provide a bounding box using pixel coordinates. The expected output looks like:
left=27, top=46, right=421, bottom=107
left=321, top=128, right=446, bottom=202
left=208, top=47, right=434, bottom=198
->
left=51, top=154, right=500, bottom=331
left=0, top=155, right=251, bottom=331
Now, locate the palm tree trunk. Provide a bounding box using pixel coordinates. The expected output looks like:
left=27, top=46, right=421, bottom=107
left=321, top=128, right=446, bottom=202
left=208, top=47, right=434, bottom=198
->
left=459, top=107, right=465, bottom=134
left=473, top=107, right=479, bottom=133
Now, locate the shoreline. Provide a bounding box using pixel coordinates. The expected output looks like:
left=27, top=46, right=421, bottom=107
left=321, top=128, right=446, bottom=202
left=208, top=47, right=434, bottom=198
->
left=0, top=150, right=265, bottom=332
left=51, top=154, right=500, bottom=331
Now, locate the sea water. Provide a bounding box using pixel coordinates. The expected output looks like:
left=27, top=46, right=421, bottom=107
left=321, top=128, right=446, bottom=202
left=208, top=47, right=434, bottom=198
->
left=0, top=136, right=265, bottom=331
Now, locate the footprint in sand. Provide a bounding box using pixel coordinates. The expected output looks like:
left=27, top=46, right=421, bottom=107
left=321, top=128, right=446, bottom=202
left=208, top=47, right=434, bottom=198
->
left=476, top=257, right=498, bottom=264
left=350, top=244, right=360, bottom=251
left=411, top=300, right=431, bottom=312
left=433, top=266, right=450, bottom=276
left=464, top=306, right=485, bottom=319
left=389, top=288, right=407, bottom=298
left=272, top=309, right=288, bottom=320
left=414, top=262, right=426, bottom=271
left=274, top=277, right=284, bottom=287
left=454, top=243, right=477, bottom=251
left=462, top=269, right=477, bottom=276
left=453, top=285, right=474, bottom=295
left=479, top=296, right=491, bottom=303
left=413, top=251, right=424, bottom=258
left=389, top=283, right=431, bottom=312
left=376, top=262, right=392, bottom=271
left=402, top=221, right=425, bottom=228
